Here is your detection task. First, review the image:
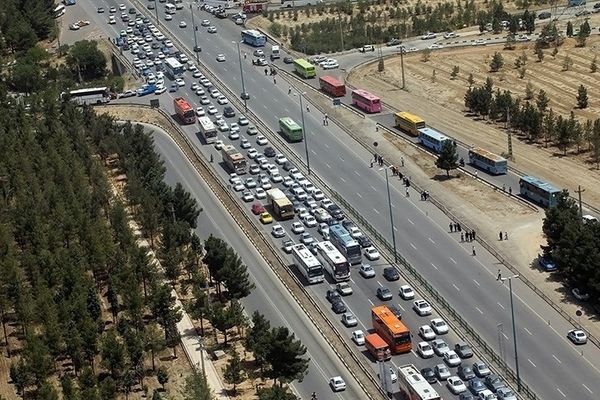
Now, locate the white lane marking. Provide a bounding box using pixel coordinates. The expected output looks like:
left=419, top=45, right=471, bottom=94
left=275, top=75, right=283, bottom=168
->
left=528, top=359, right=537, bottom=368
left=370, top=185, right=377, bottom=191
left=552, top=354, right=562, bottom=364
left=449, top=257, right=457, bottom=264
left=284, top=108, right=290, bottom=113
left=428, top=237, right=435, bottom=244
left=393, top=227, right=398, bottom=232
left=397, top=303, right=405, bottom=311
left=501, top=332, right=509, bottom=340
left=376, top=281, right=384, bottom=287
left=407, top=218, right=415, bottom=225
left=339, top=177, right=346, bottom=183
left=410, top=243, right=417, bottom=250
left=473, top=279, right=480, bottom=286
left=523, top=327, right=533, bottom=336
left=497, top=302, right=505, bottom=310
left=582, top=384, right=593, bottom=394
left=368, top=299, right=374, bottom=306
left=373, top=208, right=380, bottom=214
left=391, top=203, right=396, bottom=208
left=431, top=263, right=439, bottom=270
left=452, top=284, right=460, bottom=292
left=325, top=163, right=331, bottom=169
left=356, top=192, right=363, bottom=198
left=556, top=387, right=566, bottom=398
left=323, top=143, right=330, bottom=149
left=354, top=170, right=360, bottom=176
left=475, top=307, right=484, bottom=314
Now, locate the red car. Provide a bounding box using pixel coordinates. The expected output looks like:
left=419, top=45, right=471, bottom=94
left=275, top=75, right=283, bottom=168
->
left=251, top=202, right=265, bottom=215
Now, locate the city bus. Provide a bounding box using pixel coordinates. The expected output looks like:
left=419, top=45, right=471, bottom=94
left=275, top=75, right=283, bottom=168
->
left=329, top=224, right=361, bottom=265
left=371, top=305, right=412, bottom=354
left=241, top=29, right=267, bottom=47
left=198, top=116, right=218, bottom=143
left=164, top=57, right=184, bottom=79
left=394, top=111, right=426, bottom=137
left=68, top=87, right=111, bottom=105
left=417, top=127, right=450, bottom=153
left=398, top=364, right=441, bottom=400
left=315, top=241, right=350, bottom=282
left=468, top=147, right=508, bottom=175
left=292, top=243, right=324, bottom=284
left=351, top=89, right=382, bottom=113
left=174, top=97, right=196, bottom=124
left=319, top=75, right=346, bottom=97
left=519, top=175, right=561, bottom=208
left=293, top=59, right=316, bottom=79
left=165, top=3, right=176, bottom=14
left=279, top=117, right=303, bottom=142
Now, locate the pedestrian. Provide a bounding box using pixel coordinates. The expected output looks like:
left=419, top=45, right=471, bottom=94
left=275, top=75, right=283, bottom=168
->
left=306, top=105, right=310, bottom=112
left=509, top=186, right=512, bottom=195
left=466, top=231, right=471, bottom=242
left=288, top=86, right=292, bottom=94
left=472, top=246, right=476, bottom=256
left=401, top=156, right=404, bottom=167
left=374, top=153, right=378, bottom=162
left=499, top=231, right=503, bottom=241
left=398, top=171, right=403, bottom=180
left=460, top=232, right=464, bottom=242
left=273, top=77, right=276, bottom=84
left=405, top=188, right=410, bottom=197
left=324, top=113, right=328, bottom=122
left=370, top=161, right=373, bottom=168
left=497, top=269, right=502, bottom=281
left=449, top=223, right=454, bottom=233
left=323, top=118, right=326, bottom=126
left=457, top=223, right=461, bottom=232
left=472, top=230, right=476, bottom=240
left=474, top=171, right=478, bottom=179
left=244, top=52, right=247, bottom=59
left=210, top=154, right=213, bottom=163
left=502, top=184, right=506, bottom=192
left=454, top=223, right=459, bottom=232
left=504, top=231, right=508, bottom=240
left=425, top=191, right=429, bottom=200
left=376, top=125, right=379, bottom=132
left=264, top=68, right=268, bottom=75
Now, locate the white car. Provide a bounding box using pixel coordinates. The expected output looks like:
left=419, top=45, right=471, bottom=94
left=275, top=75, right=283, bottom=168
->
left=200, top=96, right=211, bottom=105
left=434, top=364, right=451, bottom=381
left=175, top=77, right=185, bottom=87
left=271, top=224, right=286, bottom=238
left=195, top=107, right=205, bottom=116
left=179, top=21, right=187, bottom=28
left=216, top=53, right=225, bottom=62
left=341, top=312, right=357, bottom=326
left=218, top=122, right=229, bottom=132
left=443, top=350, right=461, bottom=367
left=348, top=226, right=362, bottom=238
left=419, top=325, right=436, bottom=340
left=399, top=285, right=415, bottom=300
left=201, top=19, right=210, bottom=26
left=241, top=191, right=254, bottom=202
left=428, top=43, right=444, bottom=49
left=255, top=187, right=267, bottom=199
left=119, top=4, right=126, bottom=10
left=214, top=140, right=224, bottom=150
left=312, top=189, right=325, bottom=201
left=479, top=390, right=497, bottom=400
left=364, top=246, right=380, bottom=261
left=329, top=376, right=346, bottom=392
left=283, top=176, right=294, bottom=187
left=322, top=61, right=339, bottom=69
left=413, top=300, right=432, bottom=316
left=318, top=222, right=330, bottom=236
left=217, top=96, right=228, bottom=105
left=421, top=32, right=436, bottom=40
left=417, top=341, right=434, bottom=358
left=240, top=139, right=251, bottom=149
left=164, top=39, right=174, bottom=47
left=303, top=215, right=317, bottom=228
left=256, top=135, right=268, bottom=146
left=238, top=116, right=249, bottom=126
left=359, top=264, right=376, bottom=278
left=430, top=318, right=449, bottom=334
left=207, top=106, right=218, bottom=115
left=230, top=123, right=240, bottom=133
left=291, top=222, right=305, bottom=234
left=247, top=148, right=258, bottom=158
left=352, top=330, right=365, bottom=346
left=244, top=178, right=257, bottom=189
left=228, top=131, right=239, bottom=140
left=567, top=329, right=588, bottom=344
left=432, top=339, right=450, bottom=356
left=208, top=26, right=217, bottom=33
left=271, top=173, right=283, bottom=183
left=447, top=376, right=467, bottom=394
left=165, top=14, right=173, bottom=21
left=155, top=85, right=166, bottom=94
left=275, top=154, right=288, bottom=165
left=233, top=182, right=245, bottom=192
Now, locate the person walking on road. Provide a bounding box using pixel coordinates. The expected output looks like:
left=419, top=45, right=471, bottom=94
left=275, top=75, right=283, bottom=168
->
left=499, top=231, right=503, bottom=241
left=472, top=246, right=476, bottom=256
left=449, top=223, right=454, bottom=233
left=460, top=232, right=464, bottom=242
left=504, top=231, right=508, bottom=240
left=288, top=86, right=292, bottom=94
left=210, top=154, right=213, bottom=163
left=306, top=105, right=310, bottom=112
left=405, top=188, right=410, bottom=197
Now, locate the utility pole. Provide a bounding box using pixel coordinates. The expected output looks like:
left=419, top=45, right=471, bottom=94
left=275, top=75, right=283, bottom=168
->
left=507, top=107, right=513, bottom=161
left=400, top=48, right=406, bottom=89
left=338, top=16, right=344, bottom=52
left=190, top=4, right=199, bottom=62
left=575, top=185, right=585, bottom=217
left=384, top=167, right=397, bottom=263
left=154, top=0, right=160, bottom=27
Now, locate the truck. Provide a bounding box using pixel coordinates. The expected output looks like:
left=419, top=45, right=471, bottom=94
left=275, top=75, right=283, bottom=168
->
left=136, top=84, right=157, bottom=96
left=365, top=333, right=391, bottom=361
left=221, top=145, right=247, bottom=175
left=270, top=45, right=281, bottom=60
left=173, top=97, right=196, bottom=124
left=266, top=188, right=294, bottom=220
left=243, top=1, right=268, bottom=13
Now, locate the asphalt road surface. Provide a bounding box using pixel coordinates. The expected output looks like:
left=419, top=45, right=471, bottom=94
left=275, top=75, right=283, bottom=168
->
left=69, top=1, right=600, bottom=399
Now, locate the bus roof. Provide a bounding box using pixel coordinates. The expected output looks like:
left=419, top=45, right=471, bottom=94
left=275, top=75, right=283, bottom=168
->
left=266, top=188, right=287, bottom=200
left=174, top=97, right=192, bottom=110
left=399, top=365, right=440, bottom=400
left=165, top=57, right=182, bottom=67
left=242, top=29, right=264, bottom=37
left=352, top=89, right=380, bottom=101
left=396, top=111, right=425, bottom=124
left=469, top=147, right=506, bottom=162
left=69, top=87, right=108, bottom=95
left=520, top=175, right=561, bottom=193
left=329, top=224, right=357, bottom=246
left=279, top=117, right=301, bottom=129
left=418, top=127, right=449, bottom=142
left=319, top=75, right=344, bottom=87
left=292, top=244, right=321, bottom=268
left=316, top=241, right=346, bottom=264
left=294, top=59, right=314, bottom=69
left=372, top=305, right=409, bottom=335
left=198, top=116, right=215, bottom=127
left=365, top=333, right=388, bottom=348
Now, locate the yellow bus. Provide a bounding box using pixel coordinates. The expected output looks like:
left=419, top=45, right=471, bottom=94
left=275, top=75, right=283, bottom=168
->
left=394, top=111, right=426, bottom=137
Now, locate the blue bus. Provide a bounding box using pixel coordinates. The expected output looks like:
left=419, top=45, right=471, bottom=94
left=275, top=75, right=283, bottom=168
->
left=468, top=147, right=508, bottom=175
left=329, top=224, right=362, bottom=265
left=519, top=176, right=561, bottom=207
left=241, top=29, right=267, bottom=47
left=418, top=127, right=450, bottom=153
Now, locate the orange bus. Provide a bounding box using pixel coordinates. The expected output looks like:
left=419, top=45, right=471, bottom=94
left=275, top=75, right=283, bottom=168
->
left=173, top=97, right=196, bottom=124
left=371, top=305, right=412, bottom=354
left=365, top=333, right=392, bottom=361
left=319, top=75, right=346, bottom=97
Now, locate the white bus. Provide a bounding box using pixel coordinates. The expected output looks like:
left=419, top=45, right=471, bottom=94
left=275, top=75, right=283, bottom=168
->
left=198, top=116, right=218, bottom=144
left=316, top=241, right=350, bottom=282
left=68, top=87, right=111, bottom=105
left=398, top=364, right=441, bottom=400
left=165, top=3, right=176, bottom=14
left=164, top=57, right=184, bottom=78
left=292, top=244, right=324, bottom=284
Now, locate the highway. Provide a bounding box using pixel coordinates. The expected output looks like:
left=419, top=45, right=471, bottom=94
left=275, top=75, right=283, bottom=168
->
left=153, top=127, right=367, bottom=399
left=72, top=1, right=600, bottom=399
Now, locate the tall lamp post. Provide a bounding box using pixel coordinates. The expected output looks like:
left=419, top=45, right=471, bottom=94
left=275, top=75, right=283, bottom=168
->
left=153, top=0, right=160, bottom=27
left=295, top=91, right=311, bottom=175
left=381, top=167, right=398, bottom=262
left=499, top=274, right=521, bottom=391
left=190, top=4, right=200, bottom=62
left=232, top=41, right=248, bottom=110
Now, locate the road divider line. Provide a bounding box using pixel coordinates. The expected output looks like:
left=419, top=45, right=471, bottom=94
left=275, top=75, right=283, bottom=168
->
left=449, top=257, right=457, bottom=264
left=428, top=237, right=435, bottom=244
left=452, top=284, right=460, bottom=292
left=528, top=359, right=537, bottom=368
left=407, top=218, right=414, bottom=225
left=552, top=354, right=562, bottom=364
left=497, top=302, right=505, bottom=310
left=410, top=243, right=417, bottom=250
left=475, top=307, right=484, bottom=314
left=431, top=263, right=438, bottom=270
left=582, top=383, right=593, bottom=394
left=339, top=177, right=346, bottom=183
left=556, top=387, right=566, bottom=397
left=373, top=208, right=379, bottom=214
left=473, top=279, right=480, bottom=286
left=356, top=192, right=363, bottom=198
left=523, top=327, right=532, bottom=336
left=354, top=170, right=360, bottom=176
left=501, top=332, right=509, bottom=340
left=370, top=185, right=377, bottom=191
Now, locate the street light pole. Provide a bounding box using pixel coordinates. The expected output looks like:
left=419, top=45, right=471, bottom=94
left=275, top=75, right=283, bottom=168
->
left=190, top=4, right=199, bottom=62
left=384, top=167, right=397, bottom=262
left=297, top=92, right=311, bottom=175
left=501, top=274, right=521, bottom=392
left=154, top=0, right=160, bottom=27
left=233, top=41, right=248, bottom=111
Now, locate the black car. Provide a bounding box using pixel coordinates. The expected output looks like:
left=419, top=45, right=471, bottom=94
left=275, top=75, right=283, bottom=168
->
left=240, top=92, right=250, bottom=100
left=122, top=15, right=129, bottom=22
left=457, top=365, right=476, bottom=381
left=458, top=394, right=475, bottom=400
left=383, top=267, right=400, bottom=281
left=357, top=235, right=372, bottom=248
left=151, top=42, right=161, bottom=49
left=595, top=2, right=600, bottom=8
left=326, top=204, right=344, bottom=220
left=223, top=106, right=236, bottom=118
left=421, top=368, right=437, bottom=384
left=264, top=146, right=276, bottom=157
left=455, top=342, right=473, bottom=358
left=484, top=374, right=506, bottom=392
left=342, top=220, right=356, bottom=231
left=538, top=11, right=551, bottom=19
left=129, top=7, right=137, bottom=14
left=283, top=56, right=294, bottom=64
left=326, top=289, right=341, bottom=303
left=331, top=299, right=347, bottom=314
left=388, top=305, right=402, bottom=320
left=282, top=161, right=294, bottom=171
left=194, top=45, right=202, bottom=52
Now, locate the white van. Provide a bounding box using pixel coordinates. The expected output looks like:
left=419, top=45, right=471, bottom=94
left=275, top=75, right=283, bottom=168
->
left=271, top=45, right=281, bottom=60
left=165, top=3, right=176, bottom=14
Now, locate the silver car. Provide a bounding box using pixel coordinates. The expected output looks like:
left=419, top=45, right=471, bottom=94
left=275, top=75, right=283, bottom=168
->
left=434, top=364, right=451, bottom=381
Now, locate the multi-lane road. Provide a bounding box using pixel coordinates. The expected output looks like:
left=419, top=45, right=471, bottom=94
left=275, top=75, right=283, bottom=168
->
left=68, top=1, right=600, bottom=399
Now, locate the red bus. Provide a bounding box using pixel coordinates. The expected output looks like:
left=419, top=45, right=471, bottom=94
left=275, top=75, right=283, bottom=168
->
left=352, top=89, right=382, bottom=113
left=371, top=305, right=412, bottom=354
left=173, top=97, right=196, bottom=124
left=319, top=75, right=346, bottom=97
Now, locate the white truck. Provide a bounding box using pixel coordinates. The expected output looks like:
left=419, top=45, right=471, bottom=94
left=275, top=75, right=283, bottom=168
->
left=271, top=45, right=281, bottom=60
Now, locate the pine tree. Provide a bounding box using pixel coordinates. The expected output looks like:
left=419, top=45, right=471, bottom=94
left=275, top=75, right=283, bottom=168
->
left=223, top=348, right=245, bottom=393
left=435, top=141, right=459, bottom=178
left=450, top=66, right=459, bottom=79
left=100, top=329, right=126, bottom=379
left=591, top=56, right=598, bottom=73
left=467, top=73, right=474, bottom=87
left=577, top=84, right=588, bottom=109
left=182, top=372, right=213, bottom=400
left=257, top=386, right=298, bottom=400
left=566, top=21, right=573, bottom=37
left=222, top=252, right=255, bottom=300
left=157, top=367, right=169, bottom=390
left=591, top=119, right=600, bottom=168
left=266, top=326, right=309, bottom=385
left=245, top=311, right=271, bottom=373
left=535, top=47, right=544, bottom=62
left=536, top=89, right=550, bottom=114
left=489, top=52, right=504, bottom=72
left=525, top=81, right=534, bottom=100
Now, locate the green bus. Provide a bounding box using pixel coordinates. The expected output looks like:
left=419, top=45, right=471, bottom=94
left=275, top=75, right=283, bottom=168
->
left=293, top=58, right=316, bottom=79
left=279, top=117, right=303, bottom=142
